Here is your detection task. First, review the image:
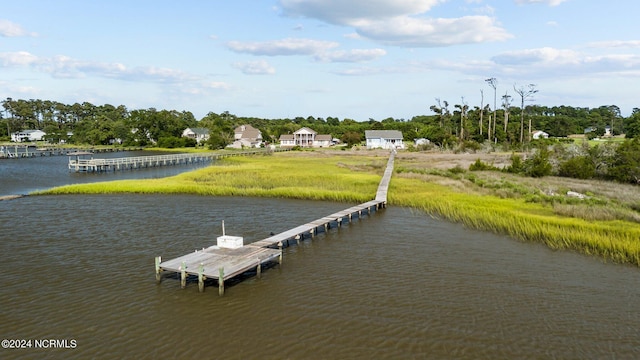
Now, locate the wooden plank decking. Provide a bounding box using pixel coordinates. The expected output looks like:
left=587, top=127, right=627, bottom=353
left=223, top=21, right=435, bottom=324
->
left=156, top=150, right=396, bottom=294
left=68, top=148, right=283, bottom=172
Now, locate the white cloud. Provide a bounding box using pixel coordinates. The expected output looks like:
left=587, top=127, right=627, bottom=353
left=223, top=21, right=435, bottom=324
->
left=279, top=0, right=443, bottom=24
left=425, top=47, right=640, bottom=80
left=0, top=51, right=200, bottom=83
left=314, top=48, right=386, bottom=63
left=279, top=0, right=511, bottom=47
left=491, top=47, right=580, bottom=66
left=232, top=60, right=276, bottom=75
left=354, top=15, right=512, bottom=47
left=0, top=19, right=37, bottom=37
left=587, top=40, right=640, bottom=49
left=226, top=38, right=339, bottom=56
left=514, top=0, right=568, bottom=6
left=0, top=51, right=39, bottom=66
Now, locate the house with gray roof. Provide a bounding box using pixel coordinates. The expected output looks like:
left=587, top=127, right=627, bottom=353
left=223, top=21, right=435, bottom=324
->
left=182, top=127, right=210, bottom=144
left=365, top=130, right=404, bottom=149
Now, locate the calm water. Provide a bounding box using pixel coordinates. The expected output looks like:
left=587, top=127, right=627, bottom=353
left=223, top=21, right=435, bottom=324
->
left=0, top=150, right=212, bottom=196
left=0, top=156, right=639, bottom=359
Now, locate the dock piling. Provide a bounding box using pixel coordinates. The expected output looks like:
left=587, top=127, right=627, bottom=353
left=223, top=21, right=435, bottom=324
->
left=218, top=267, right=225, bottom=296
left=154, top=150, right=395, bottom=294
left=155, top=256, right=162, bottom=283
left=198, top=263, right=205, bottom=292
left=180, top=261, right=187, bottom=289
left=256, top=260, right=262, bottom=279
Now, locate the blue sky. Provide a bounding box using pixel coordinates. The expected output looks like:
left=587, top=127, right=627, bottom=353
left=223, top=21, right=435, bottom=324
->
left=2, top=0, right=639, bottom=120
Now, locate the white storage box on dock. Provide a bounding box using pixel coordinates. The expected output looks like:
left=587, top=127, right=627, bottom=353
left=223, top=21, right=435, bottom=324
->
left=217, top=235, right=243, bottom=249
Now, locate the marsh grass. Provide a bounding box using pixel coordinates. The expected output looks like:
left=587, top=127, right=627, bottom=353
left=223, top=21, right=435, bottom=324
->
left=390, top=175, right=640, bottom=266
left=38, top=152, right=381, bottom=203
left=36, top=150, right=640, bottom=267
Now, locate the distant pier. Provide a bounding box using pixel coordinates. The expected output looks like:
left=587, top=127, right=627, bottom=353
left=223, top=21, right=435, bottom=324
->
left=0, top=145, right=144, bottom=159
left=68, top=149, right=278, bottom=172
left=155, top=150, right=396, bottom=295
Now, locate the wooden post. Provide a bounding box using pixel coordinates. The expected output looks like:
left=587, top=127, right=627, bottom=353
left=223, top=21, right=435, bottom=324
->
left=155, top=256, right=162, bottom=283
left=337, top=217, right=342, bottom=228
left=180, top=261, right=187, bottom=289
left=296, top=234, right=301, bottom=245
left=218, top=267, right=225, bottom=296
left=278, top=249, right=283, bottom=264
left=311, top=228, right=315, bottom=238
left=198, top=263, right=205, bottom=293
left=256, top=259, right=262, bottom=279
left=324, top=223, right=329, bottom=231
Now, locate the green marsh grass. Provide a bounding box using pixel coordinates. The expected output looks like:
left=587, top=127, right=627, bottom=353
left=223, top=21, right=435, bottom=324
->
left=38, top=152, right=382, bottom=203
left=36, top=150, right=640, bottom=267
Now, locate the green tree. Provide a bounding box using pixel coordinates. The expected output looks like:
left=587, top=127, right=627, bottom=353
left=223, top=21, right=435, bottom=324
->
left=523, top=147, right=552, bottom=177
left=625, top=108, right=640, bottom=138
left=340, top=131, right=361, bottom=147
left=608, top=139, right=640, bottom=184
left=558, top=156, right=596, bottom=179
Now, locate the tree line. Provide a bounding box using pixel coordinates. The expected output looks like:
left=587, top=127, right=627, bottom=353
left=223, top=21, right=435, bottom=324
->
left=2, top=97, right=640, bottom=148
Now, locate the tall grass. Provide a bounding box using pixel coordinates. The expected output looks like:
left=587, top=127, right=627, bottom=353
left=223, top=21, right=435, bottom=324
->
left=37, top=152, right=381, bottom=203
left=35, top=151, right=640, bottom=267
left=390, top=175, right=640, bottom=266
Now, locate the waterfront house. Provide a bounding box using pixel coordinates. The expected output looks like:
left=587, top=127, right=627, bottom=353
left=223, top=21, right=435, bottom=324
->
left=279, top=127, right=333, bottom=147
left=228, top=124, right=263, bottom=148
left=182, top=128, right=210, bottom=144
left=365, top=130, right=405, bottom=149
left=11, top=129, right=46, bottom=142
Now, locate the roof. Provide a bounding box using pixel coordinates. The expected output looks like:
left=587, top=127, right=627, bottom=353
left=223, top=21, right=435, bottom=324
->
left=279, top=134, right=294, bottom=140
left=186, top=127, right=209, bottom=135
left=365, top=130, right=403, bottom=139
left=15, top=129, right=45, bottom=134
left=315, top=134, right=332, bottom=141
left=294, top=127, right=317, bottom=135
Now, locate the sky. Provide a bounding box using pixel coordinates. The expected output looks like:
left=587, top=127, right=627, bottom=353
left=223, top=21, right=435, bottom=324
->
left=2, top=0, right=640, bottom=121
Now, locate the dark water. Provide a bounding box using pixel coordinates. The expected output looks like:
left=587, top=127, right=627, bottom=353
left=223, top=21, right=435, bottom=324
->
left=0, top=157, right=639, bottom=359
left=0, top=150, right=212, bottom=196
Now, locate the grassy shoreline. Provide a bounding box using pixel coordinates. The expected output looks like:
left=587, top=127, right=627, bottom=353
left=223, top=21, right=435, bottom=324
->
left=35, top=150, right=640, bottom=267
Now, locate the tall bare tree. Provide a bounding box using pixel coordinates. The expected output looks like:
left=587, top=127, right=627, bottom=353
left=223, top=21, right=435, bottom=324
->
left=485, top=78, right=497, bottom=142
left=514, top=84, right=538, bottom=143
left=501, top=91, right=512, bottom=133
left=455, top=97, right=469, bottom=140
left=479, top=89, right=484, bottom=136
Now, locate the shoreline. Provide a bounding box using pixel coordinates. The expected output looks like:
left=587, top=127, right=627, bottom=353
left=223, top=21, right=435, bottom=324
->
left=33, top=150, right=640, bottom=267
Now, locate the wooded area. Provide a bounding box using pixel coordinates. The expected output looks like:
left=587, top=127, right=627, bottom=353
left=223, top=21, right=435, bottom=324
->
left=2, top=97, right=640, bottom=148
left=2, top=97, right=639, bottom=184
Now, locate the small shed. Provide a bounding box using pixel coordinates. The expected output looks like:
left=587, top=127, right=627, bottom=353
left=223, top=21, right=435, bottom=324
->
left=532, top=130, right=549, bottom=139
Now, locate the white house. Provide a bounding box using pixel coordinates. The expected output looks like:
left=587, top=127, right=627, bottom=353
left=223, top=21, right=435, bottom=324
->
left=11, top=129, right=46, bottom=142
left=532, top=130, right=549, bottom=140
left=365, top=130, right=405, bottom=149
left=182, top=128, right=210, bottom=144
left=279, top=127, right=333, bottom=147
left=228, top=124, right=263, bottom=148
left=279, top=134, right=296, bottom=147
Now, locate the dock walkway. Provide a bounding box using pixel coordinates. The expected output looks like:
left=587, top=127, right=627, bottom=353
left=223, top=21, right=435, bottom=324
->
left=68, top=149, right=276, bottom=172
left=156, top=150, right=396, bottom=295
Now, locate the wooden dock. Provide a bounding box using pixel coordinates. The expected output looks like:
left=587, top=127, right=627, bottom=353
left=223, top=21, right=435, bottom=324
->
left=155, top=150, right=396, bottom=295
left=68, top=149, right=277, bottom=172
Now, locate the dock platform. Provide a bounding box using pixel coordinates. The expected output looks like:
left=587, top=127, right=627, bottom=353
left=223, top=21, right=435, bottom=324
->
left=156, top=150, right=396, bottom=295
